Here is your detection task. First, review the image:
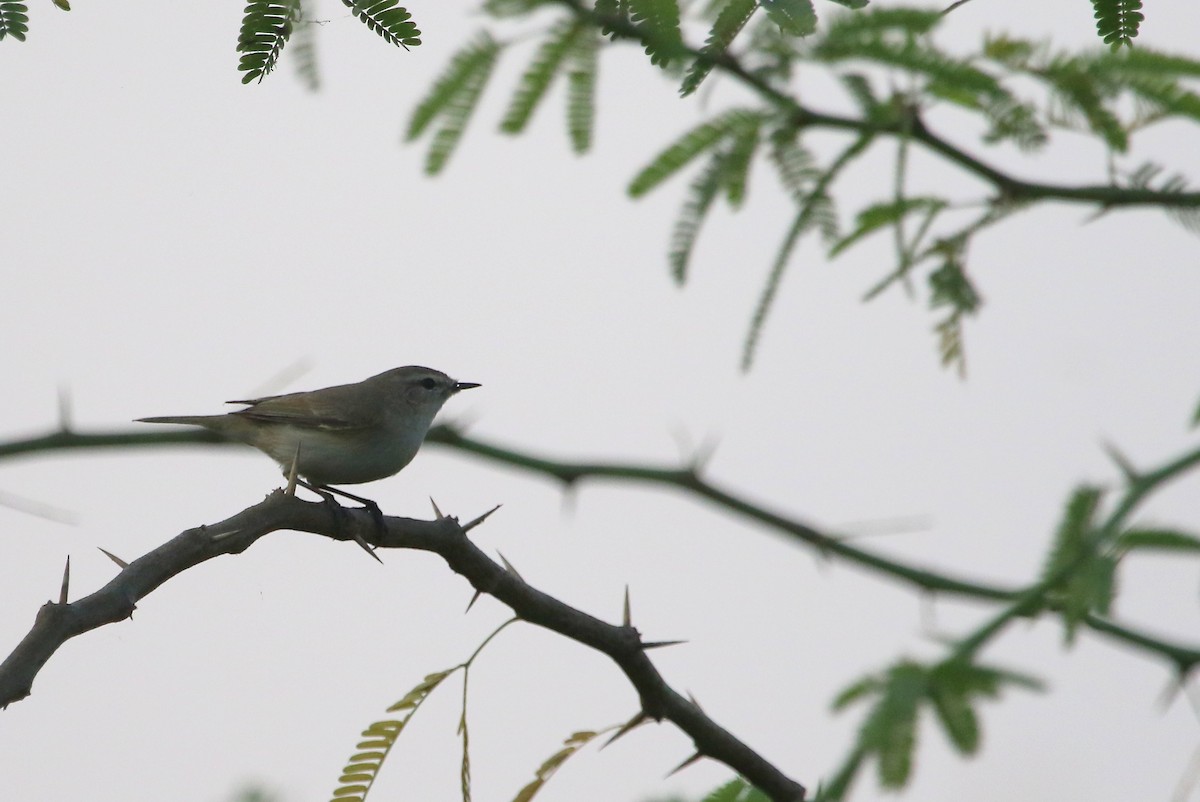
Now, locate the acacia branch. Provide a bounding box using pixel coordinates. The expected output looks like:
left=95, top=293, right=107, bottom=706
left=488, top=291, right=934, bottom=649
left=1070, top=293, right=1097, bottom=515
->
left=0, top=491, right=806, bottom=801
left=558, top=0, right=1200, bottom=210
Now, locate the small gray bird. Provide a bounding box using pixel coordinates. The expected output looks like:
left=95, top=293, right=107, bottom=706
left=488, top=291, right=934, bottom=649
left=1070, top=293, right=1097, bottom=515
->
left=138, top=364, right=479, bottom=493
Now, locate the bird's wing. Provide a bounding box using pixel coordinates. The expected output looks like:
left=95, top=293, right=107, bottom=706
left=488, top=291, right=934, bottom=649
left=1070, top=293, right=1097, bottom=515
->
left=228, top=383, right=379, bottom=431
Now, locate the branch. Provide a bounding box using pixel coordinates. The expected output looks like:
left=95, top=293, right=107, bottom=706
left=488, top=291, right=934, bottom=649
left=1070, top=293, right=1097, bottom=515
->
left=2, top=422, right=1197, bottom=672
left=0, top=491, right=807, bottom=802
left=557, top=0, right=1200, bottom=210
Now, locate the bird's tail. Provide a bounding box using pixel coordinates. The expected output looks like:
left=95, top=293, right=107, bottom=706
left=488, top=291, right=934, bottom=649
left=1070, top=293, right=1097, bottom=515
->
left=136, top=415, right=225, bottom=427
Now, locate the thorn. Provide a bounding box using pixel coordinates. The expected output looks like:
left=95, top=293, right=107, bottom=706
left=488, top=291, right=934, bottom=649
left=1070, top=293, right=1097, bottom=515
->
left=623, top=585, right=631, bottom=627
left=497, top=551, right=524, bottom=582
left=1101, top=440, right=1139, bottom=483
left=601, top=711, right=649, bottom=750
left=687, top=691, right=703, bottom=711
left=286, top=442, right=301, bottom=496
left=463, top=504, right=501, bottom=533
left=351, top=527, right=384, bottom=564
left=59, top=556, right=70, bottom=604
left=57, top=385, right=73, bottom=432
left=430, top=497, right=444, bottom=520
left=97, top=547, right=129, bottom=568
left=465, top=589, right=483, bottom=613
left=641, top=639, right=687, bottom=650
left=665, top=751, right=704, bottom=777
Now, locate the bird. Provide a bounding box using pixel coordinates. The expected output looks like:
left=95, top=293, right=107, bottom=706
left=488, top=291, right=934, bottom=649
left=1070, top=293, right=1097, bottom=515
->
left=137, top=365, right=480, bottom=558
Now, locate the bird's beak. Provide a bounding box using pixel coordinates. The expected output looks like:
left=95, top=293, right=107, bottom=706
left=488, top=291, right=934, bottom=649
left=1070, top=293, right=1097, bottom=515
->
left=453, top=381, right=482, bottom=392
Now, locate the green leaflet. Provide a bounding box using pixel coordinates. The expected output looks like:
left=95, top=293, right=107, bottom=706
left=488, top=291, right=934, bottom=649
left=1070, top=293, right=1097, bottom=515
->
left=829, top=197, right=945, bottom=258
left=628, top=0, right=684, bottom=67
left=500, top=19, right=587, bottom=135
left=857, top=662, right=923, bottom=788
left=1041, top=485, right=1111, bottom=644
left=700, top=777, right=771, bottom=802
left=289, top=0, right=321, bottom=91
left=680, top=0, right=759, bottom=98
left=328, top=669, right=456, bottom=802
left=761, top=0, right=816, bottom=38
left=628, top=108, right=762, bottom=197
left=237, top=0, right=297, bottom=84
left=343, top=0, right=421, bottom=49
left=511, top=729, right=609, bottom=802
left=836, top=659, right=1043, bottom=793
left=406, top=33, right=502, bottom=174
left=1117, top=528, right=1200, bottom=554
left=1091, top=0, right=1143, bottom=49
left=669, top=151, right=731, bottom=284
left=565, top=28, right=599, bottom=153
left=0, top=1, right=29, bottom=41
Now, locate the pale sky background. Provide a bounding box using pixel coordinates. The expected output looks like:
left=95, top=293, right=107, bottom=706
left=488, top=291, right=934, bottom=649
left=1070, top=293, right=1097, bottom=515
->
left=3, top=2, right=1200, bottom=801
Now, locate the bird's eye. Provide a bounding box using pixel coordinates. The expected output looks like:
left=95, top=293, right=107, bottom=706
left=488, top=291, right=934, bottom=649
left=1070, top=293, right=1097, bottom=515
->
left=420, top=377, right=437, bottom=390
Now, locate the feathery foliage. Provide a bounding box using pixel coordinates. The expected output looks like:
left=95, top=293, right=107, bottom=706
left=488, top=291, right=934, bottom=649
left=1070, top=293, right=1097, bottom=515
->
left=628, top=108, right=763, bottom=196
left=328, top=669, right=455, bottom=802
left=0, top=1, right=28, bottom=41
left=288, top=0, right=321, bottom=91
left=565, top=27, right=599, bottom=152
left=512, top=729, right=613, bottom=802
left=237, top=1, right=298, bottom=84
left=628, top=0, right=684, bottom=67
left=1091, top=0, right=1143, bottom=49
left=669, top=151, right=734, bottom=284
left=760, top=0, right=816, bottom=38
left=406, top=33, right=502, bottom=174
left=699, top=777, right=772, bottom=802
left=500, top=19, right=589, bottom=134
left=833, top=659, right=1042, bottom=790
left=680, top=0, right=759, bottom=97
left=342, top=0, right=421, bottom=50
left=1040, top=486, right=1108, bottom=644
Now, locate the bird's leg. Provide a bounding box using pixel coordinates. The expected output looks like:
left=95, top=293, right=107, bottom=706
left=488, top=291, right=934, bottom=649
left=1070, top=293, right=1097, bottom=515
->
left=296, top=479, right=383, bottom=564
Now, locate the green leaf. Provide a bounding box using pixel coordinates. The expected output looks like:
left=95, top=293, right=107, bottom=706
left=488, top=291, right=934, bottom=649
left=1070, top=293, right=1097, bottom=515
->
left=594, top=0, right=630, bottom=39
left=628, top=0, right=684, bottom=67
left=928, top=259, right=980, bottom=316
left=512, top=729, right=607, bottom=802
left=629, top=108, right=761, bottom=196
left=1038, top=58, right=1128, bottom=151
left=857, top=662, right=924, bottom=788
left=761, top=0, right=816, bottom=37
left=565, top=28, right=599, bottom=154
left=500, top=19, right=586, bottom=135
left=669, top=151, right=730, bottom=284
left=289, top=0, right=321, bottom=91
left=831, top=674, right=882, bottom=710
left=928, top=682, right=978, bottom=754
left=237, top=1, right=297, bottom=84
left=1091, top=0, right=1143, bottom=49
left=679, top=0, right=758, bottom=98
left=829, top=197, right=945, bottom=257
left=1041, top=486, right=1106, bottom=644
left=1117, top=528, right=1200, bottom=554
left=483, top=0, right=556, bottom=17
left=720, top=114, right=762, bottom=207
left=344, top=0, right=421, bottom=49
left=406, top=33, right=501, bottom=174
left=1041, top=486, right=1103, bottom=581
left=0, top=1, right=29, bottom=41
left=826, top=0, right=869, bottom=7
left=329, top=669, right=456, bottom=802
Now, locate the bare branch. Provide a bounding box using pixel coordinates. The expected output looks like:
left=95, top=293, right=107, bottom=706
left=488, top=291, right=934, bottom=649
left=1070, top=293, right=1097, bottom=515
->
left=0, top=491, right=806, bottom=802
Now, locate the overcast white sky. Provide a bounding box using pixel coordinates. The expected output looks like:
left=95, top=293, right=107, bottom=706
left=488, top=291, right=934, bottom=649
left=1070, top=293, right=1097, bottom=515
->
left=3, top=2, right=1200, bottom=801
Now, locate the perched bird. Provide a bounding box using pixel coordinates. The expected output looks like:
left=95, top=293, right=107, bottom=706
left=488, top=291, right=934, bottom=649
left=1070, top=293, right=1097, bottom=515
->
left=138, top=365, right=479, bottom=557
